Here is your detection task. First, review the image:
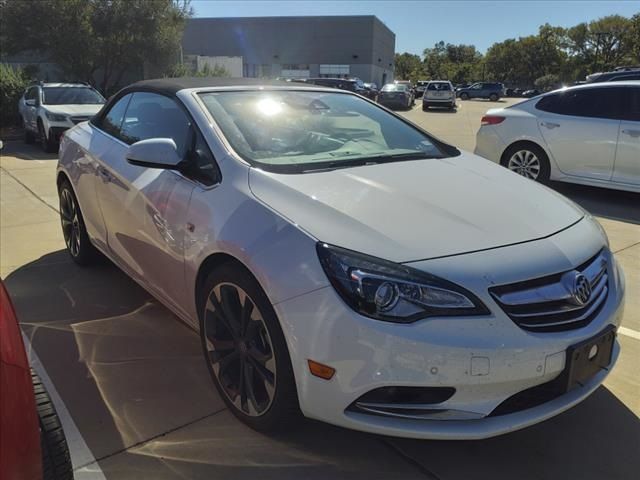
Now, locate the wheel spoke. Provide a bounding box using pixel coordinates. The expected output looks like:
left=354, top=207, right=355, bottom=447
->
left=207, top=294, right=239, bottom=340
left=240, top=296, right=254, bottom=337
left=216, top=350, right=240, bottom=376
left=248, top=355, right=275, bottom=386
left=248, top=345, right=272, bottom=365
left=220, top=286, right=242, bottom=337
left=209, top=348, right=238, bottom=365
left=244, top=363, right=261, bottom=413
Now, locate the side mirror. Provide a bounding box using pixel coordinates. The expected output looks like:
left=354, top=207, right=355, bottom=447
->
left=25, top=99, right=36, bottom=107
left=126, top=138, right=183, bottom=170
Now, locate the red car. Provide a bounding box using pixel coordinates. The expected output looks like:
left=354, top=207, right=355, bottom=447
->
left=0, top=281, right=73, bottom=480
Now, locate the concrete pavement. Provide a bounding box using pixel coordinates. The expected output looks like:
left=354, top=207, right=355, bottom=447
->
left=1, top=104, right=638, bottom=479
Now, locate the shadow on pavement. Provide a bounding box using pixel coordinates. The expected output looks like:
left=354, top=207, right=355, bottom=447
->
left=4, top=250, right=639, bottom=479
left=423, top=107, right=458, bottom=114
left=387, top=387, right=640, bottom=480
left=4, top=251, right=222, bottom=462
left=0, top=139, right=57, bottom=161
left=551, top=181, right=640, bottom=225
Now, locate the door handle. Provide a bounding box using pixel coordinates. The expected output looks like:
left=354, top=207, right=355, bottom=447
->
left=541, top=122, right=560, bottom=129
left=622, top=129, right=640, bottom=138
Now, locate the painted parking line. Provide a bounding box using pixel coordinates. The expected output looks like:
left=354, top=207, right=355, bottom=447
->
left=618, top=326, right=640, bottom=341
left=22, top=333, right=107, bottom=480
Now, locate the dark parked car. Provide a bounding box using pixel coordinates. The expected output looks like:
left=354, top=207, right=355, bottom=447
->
left=585, top=67, right=640, bottom=83
left=415, top=80, right=429, bottom=98
left=522, top=89, right=541, bottom=98
left=0, top=280, right=73, bottom=480
left=457, top=82, right=504, bottom=101
left=362, top=82, right=379, bottom=100
left=304, top=77, right=366, bottom=95
left=377, top=83, right=413, bottom=109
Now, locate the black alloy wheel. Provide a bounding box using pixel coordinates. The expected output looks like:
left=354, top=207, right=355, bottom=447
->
left=198, top=264, right=300, bottom=432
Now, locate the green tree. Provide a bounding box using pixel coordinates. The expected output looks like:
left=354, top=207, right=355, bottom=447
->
left=394, top=52, right=424, bottom=82
left=566, top=15, right=637, bottom=75
left=534, top=74, right=561, bottom=91
left=422, top=41, right=483, bottom=83
left=0, top=63, right=29, bottom=127
left=1, top=0, right=192, bottom=94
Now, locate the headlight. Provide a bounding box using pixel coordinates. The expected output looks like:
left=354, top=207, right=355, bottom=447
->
left=317, top=243, right=489, bottom=323
left=45, top=111, right=67, bottom=122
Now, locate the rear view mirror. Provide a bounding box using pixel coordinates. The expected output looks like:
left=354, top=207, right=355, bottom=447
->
left=126, top=138, right=183, bottom=170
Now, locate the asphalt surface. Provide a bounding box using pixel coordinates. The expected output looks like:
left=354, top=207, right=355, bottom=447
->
left=1, top=97, right=639, bottom=479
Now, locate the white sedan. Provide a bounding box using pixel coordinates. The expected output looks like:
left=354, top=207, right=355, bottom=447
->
left=57, top=78, right=624, bottom=439
left=475, top=81, right=640, bottom=192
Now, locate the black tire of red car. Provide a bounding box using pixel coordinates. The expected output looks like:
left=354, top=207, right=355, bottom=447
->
left=58, top=178, right=101, bottom=266
left=197, top=262, right=301, bottom=433
left=460, top=92, right=469, bottom=100
left=38, top=121, right=58, bottom=153
left=32, top=370, right=74, bottom=480
left=489, top=93, right=499, bottom=102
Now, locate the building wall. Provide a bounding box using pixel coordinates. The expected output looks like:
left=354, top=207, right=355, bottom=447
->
left=181, top=16, right=395, bottom=84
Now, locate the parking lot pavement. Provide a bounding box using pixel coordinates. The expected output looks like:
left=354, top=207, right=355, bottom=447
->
left=1, top=119, right=639, bottom=479
left=401, top=97, right=524, bottom=152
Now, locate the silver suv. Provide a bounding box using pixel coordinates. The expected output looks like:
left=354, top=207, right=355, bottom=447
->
left=422, top=81, right=456, bottom=110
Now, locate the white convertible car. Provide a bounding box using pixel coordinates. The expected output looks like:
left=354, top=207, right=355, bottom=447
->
left=57, top=78, right=625, bottom=439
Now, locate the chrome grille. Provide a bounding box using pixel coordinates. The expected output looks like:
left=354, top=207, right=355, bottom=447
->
left=70, top=116, right=90, bottom=124
left=490, top=251, right=608, bottom=332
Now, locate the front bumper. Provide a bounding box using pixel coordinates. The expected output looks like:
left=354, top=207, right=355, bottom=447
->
left=274, top=220, right=625, bottom=439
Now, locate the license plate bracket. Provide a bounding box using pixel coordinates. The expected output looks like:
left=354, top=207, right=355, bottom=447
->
left=563, top=325, right=615, bottom=391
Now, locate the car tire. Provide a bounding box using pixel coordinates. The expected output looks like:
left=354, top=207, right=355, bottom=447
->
left=38, top=121, right=58, bottom=153
left=24, top=119, right=36, bottom=144
left=32, top=370, right=74, bottom=480
left=58, top=178, right=101, bottom=266
left=460, top=92, right=469, bottom=100
left=489, top=93, right=499, bottom=102
left=197, top=262, right=301, bottom=433
left=501, top=143, right=551, bottom=184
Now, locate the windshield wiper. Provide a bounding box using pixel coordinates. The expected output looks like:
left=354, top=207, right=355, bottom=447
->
left=299, top=152, right=436, bottom=173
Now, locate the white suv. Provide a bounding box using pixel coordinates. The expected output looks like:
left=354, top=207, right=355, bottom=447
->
left=18, top=83, right=105, bottom=152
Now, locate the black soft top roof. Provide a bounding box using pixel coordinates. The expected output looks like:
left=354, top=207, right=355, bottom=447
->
left=123, top=77, right=295, bottom=96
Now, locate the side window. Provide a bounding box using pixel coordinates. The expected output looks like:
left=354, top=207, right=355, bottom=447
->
left=99, top=94, right=132, bottom=138
left=120, top=92, right=191, bottom=156
left=25, top=87, right=38, bottom=102
left=623, top=88, right=640, bottom=122
left=535, top=94, right=561, bottom=113
left=183, top=130, right=221, bottom=186
left=536, top=88, right=624, bottom=119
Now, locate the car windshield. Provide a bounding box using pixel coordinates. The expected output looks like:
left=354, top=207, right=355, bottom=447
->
left=42, top=87, right=105, bottom=105
left=381, top=84, right=405, bottom=92
left=198, top=90, right=450, bottom=173
left=428, top=83, right=451, bottom=90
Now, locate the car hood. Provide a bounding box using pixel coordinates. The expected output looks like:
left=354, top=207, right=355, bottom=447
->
left=43, top=104, right=103, bottom=116
left=248, top=153, right=584, bottom=263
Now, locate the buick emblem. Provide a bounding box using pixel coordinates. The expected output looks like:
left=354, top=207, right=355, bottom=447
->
left=572, top=273, right=592, bottom=305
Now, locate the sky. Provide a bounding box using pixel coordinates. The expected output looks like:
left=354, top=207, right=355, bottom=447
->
left=191, top=0, right=640, bottom=54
